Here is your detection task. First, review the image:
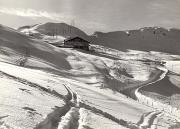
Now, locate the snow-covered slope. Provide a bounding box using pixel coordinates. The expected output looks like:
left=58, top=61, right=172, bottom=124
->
left=0, top=24, right=71, bottom=70
left=0, top=24, right=180, bottom=129
left=0, top=62, right=67, bottom=129
left=18, top=24, right=66, bottom=44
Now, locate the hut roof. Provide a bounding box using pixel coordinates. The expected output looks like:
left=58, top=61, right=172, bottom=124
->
left=64, top=36, right=90, bottom=43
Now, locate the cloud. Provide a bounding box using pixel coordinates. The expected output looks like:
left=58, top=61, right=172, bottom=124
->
left=80, top=20, right=108, bottom=30
left=0, top=7, right=107, bottom=33
left=146, top=1, right=180, bottom=28
left=0, top=7, right=74, bottom=21
left=0, top=7, right=108, bottom=34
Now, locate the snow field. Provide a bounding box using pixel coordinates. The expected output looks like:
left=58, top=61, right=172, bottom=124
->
left=0, top=73, right=65, bottom=129
left=78, top=108, right=128, bottom=129
left=0, top=61, right=68, bottom=97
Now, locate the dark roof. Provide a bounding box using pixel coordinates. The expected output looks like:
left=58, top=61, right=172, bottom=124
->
left=64, top=36, right=90, bottom=43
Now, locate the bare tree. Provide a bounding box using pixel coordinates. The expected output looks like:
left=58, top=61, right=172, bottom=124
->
left=16, top=47, right=30, bottom=67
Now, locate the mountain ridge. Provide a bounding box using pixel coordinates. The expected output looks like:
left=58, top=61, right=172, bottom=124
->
left=18, top=22, right=180, bottom=54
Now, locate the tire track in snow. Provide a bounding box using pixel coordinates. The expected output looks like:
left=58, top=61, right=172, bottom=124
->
left=34, top=105, right=71, bottom=129
left=57, top=84, right=81, bottom=129
left=63, top=84, right=80, bottom=107
left=138, top=111, right=161, bottom=129
left=57, top=107, right=79, bottom=129
left=137, top=111, right=153, bottom=125
left=150, top=113, right=163, bottom=129
left=62, top=84, right=140, bottom=129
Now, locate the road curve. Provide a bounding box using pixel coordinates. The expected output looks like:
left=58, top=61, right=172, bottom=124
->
left=135, top=66, right=168, bottom=101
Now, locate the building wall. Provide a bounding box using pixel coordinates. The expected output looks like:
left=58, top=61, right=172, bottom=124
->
left=64, top=41, right=89, bottom=50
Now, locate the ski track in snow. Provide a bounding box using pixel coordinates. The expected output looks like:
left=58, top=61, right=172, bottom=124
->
left=58, top=84, right=139, bottom=129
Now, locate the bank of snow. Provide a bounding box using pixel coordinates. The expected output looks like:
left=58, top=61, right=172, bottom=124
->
left=0, top=63, right=67, bottom=129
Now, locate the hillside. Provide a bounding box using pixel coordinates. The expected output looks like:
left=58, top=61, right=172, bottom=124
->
left=1, top=24, right=180, bottom=129
left=0, top=24, right=71, bottom=70
left=19, top=23, right=180, bottom=55
left=35, top=22, right=88, bottom=38
left=18, top=23, right=88, bottom=41
left=90, top=27, right=180, bottom=54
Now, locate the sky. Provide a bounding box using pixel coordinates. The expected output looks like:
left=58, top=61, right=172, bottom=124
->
left=0, top=0, right=180, bottom=34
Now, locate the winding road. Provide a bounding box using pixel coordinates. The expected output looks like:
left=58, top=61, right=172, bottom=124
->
left=135, top=66, right=168, bottom=101
left=134, top=66, right=180, bottom=129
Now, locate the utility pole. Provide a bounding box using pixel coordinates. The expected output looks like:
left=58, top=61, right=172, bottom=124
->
left=63, top=27, right=66, bottom=36
left=70, top=19, right=75, bottom=34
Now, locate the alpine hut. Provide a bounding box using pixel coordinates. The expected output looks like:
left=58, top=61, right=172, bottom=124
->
left=64, top=36, right=90, bottom=50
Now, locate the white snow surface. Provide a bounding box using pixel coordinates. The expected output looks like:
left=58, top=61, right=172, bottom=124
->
left=78, top=108, right=128, bottom=129
left=165, top=61, right=180, bottom=74
left=19, top=24, right=66, bottom=44
left=0, top=67, right=65, bottom=129
left=0, top=25, right=180, bottom=129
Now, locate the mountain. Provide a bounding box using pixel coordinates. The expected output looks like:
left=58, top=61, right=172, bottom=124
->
left=19, top=23, right=180, bottom=55
left=90, top=27, right=180, bottom=54
left=18, top=22, right=90, bottom=45
left=18, top=22, right=88, bottom=39
left=36, top=22, right=88, bottom=38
